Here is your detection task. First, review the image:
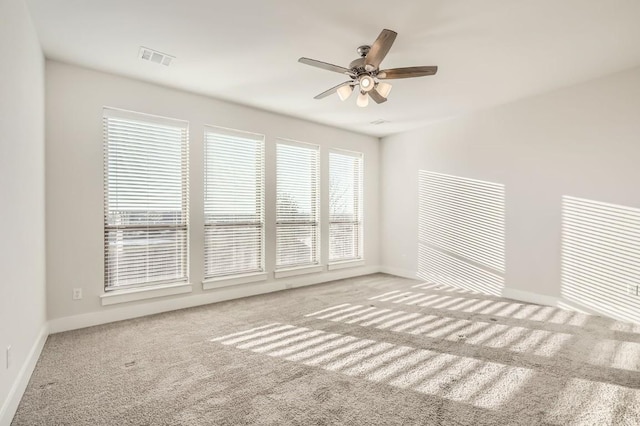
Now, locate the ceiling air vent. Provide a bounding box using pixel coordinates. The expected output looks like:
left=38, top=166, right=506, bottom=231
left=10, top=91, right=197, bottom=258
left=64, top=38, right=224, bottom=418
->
left=139, top=47, right=174, bottom=66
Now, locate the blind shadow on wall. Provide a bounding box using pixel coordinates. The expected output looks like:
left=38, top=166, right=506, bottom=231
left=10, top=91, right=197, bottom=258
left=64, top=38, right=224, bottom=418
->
left=561, top=196, right=640, bottom=324
left=417, top=170, right=506, bottom=296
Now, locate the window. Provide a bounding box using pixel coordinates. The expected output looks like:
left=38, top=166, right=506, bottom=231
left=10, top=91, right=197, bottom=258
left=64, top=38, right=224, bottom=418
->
left=276, top=140, right=320, bottom=269
left=103, top=108, right=189, bottom=290
left=204, top=126, right=265, bottom=279
left=329, top=150, right=364, bottom=262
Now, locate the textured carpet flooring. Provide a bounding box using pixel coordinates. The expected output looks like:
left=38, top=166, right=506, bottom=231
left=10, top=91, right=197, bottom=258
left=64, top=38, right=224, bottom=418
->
left=13, top=274, right=640, bottom=425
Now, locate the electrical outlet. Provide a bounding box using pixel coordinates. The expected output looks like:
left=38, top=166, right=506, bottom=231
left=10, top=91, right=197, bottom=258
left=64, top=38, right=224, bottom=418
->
left=72, top=288, right=83, bottom=300
left=6, top=346, right=11, bottom=369
left=629, top=285, right=639, bottom=296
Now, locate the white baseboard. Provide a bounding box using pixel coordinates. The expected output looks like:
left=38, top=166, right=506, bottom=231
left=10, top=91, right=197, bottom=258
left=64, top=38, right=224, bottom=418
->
left=500, top=287, right=637, bottom=322
left=0, top=323, right=48, bottom=426
left=501, top=287, right=560, bottom=307
left=3, top=266, right=381, bottom=424
left=379, top=266, right=417, bottom=280
left=49, top=265, right=382, bottom=334
left=552, top=298, right=606, bottom=317
left=4, top=269, right=636, bottom=426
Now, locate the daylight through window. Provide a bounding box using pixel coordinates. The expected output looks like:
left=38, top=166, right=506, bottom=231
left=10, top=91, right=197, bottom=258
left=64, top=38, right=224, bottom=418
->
left=329, top=150, right=364, bottom=262
left=103, top=108, right=189, bottom=290
left=204, top=126, right=265, bottom=279
left=276, top=140, right=320, bottom=268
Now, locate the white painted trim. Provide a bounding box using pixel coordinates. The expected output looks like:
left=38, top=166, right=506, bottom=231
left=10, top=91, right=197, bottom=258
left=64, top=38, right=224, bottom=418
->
left=202, top=272, right=268, bottom=290
left=328, top=260, right=365, bottom=270
left=0, top=324, right=48, bottom=426
left=279, top=265, right=380, bottom=290
left=203, top=124, right=265, bottom=142
left=501, top=287, right=559, bottom=307
left=103, top=106, right=188, bottom=129
left=500, top=287, right=637, bottom=322
left=275, top=137, right=320, bottom=151
left=49, top=265, right=382, bottom=334
left=553, top=297, right=640, bottom=323
left=383, top=271, right=615, bottom=320
left=100, top=282, right=193, bottom=306
left=554, top=298, right=604, bottom=316
left=379, top=265, right=417, bottom=280
left=274, top=265, right=324, bottom=279
left=23, top=268, right=640, bottom=426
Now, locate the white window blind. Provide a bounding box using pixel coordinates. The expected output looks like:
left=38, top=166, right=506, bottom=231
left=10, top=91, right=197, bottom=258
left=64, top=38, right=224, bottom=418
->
left=329, top=150, right=364, bottom=262
left=103, top=108, right=189, bottom=290
left=276, top=140, right=320, bottom=268
left=204, top=126, right=265, bottom=279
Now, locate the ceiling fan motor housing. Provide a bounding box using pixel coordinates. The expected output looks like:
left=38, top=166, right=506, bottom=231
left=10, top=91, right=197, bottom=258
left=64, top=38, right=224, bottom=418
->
left=348, top=57, right=366, bottom=73
left=350, top=46, right=379, bottom=76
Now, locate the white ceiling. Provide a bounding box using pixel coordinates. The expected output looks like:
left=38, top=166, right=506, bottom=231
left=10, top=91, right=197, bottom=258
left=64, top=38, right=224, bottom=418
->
left=26, top=0, right=640, bottom=137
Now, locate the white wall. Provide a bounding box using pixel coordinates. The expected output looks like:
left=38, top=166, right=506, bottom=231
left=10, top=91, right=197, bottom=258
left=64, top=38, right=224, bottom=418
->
left=0, top=0, right=47, bottom=422
left=45, top=60, right=380, bottom=328
left=381, top=66, right=640, bottom=324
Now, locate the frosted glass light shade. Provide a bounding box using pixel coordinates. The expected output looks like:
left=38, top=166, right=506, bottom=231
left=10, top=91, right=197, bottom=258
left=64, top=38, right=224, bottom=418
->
left=359, top=75, right=375, bottom=92
left=356, top=91, right=369, bottom=107
left=377, top=82, right=392, bottom=98
left=337, top=85, right=353, bottom=101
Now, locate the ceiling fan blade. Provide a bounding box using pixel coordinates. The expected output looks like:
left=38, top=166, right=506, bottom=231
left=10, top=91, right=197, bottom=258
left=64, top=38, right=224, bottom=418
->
left=369, top=88, right=387, bottom=104
left=313, top=81, right=353, bottom=99
left=378, top=66, right=438, bottom=79
left=365, top=29, right=397, bottom=70
left=299, top=57, right=351, bottom=75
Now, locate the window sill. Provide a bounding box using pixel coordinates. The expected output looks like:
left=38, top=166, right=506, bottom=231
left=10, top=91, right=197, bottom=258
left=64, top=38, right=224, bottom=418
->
left=274, top=265, right=324, bottom=279
left=100, top=282, right=193, bottom=306
left=202, top=272, right=268, bottom=290
left=328, top=259, right=365, bottom=270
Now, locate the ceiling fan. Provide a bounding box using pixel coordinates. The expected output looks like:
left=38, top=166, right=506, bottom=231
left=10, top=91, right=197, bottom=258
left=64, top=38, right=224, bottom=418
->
left=299, top=29, right=438, bottom=107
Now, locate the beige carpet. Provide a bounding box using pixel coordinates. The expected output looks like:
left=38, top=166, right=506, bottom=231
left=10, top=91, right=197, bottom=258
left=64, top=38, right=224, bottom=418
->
left=13, top=274, right=640, bottom=425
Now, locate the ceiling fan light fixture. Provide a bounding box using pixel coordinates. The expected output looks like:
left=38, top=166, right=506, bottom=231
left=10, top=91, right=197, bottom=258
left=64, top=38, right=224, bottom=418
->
left=358, top=75, right=375, bottom=92
left=336, top=85, right=353, bottom=101
left=356, top=91, right=369, bottom=107
left=299, top=28, right=438, bottom=107
left=377, top=82, right=392, bottom=98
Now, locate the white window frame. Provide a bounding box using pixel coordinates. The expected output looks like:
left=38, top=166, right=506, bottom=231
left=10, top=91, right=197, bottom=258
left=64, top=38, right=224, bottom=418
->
left=103, top=107, right=189, bottom=291
left=275, top=138, right=321, bottom=272
left=328, top=148, right=364, bottom=265
left=203, top=125, right=266, bottom=284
